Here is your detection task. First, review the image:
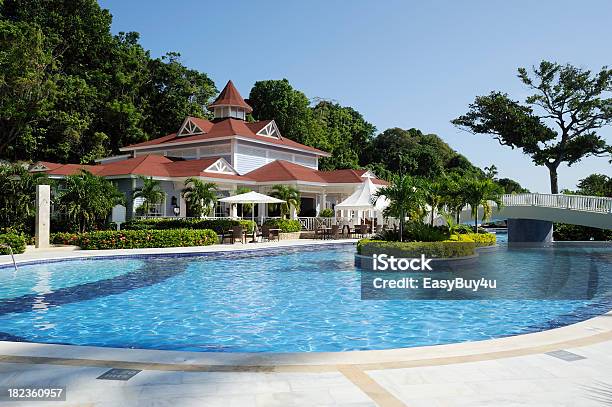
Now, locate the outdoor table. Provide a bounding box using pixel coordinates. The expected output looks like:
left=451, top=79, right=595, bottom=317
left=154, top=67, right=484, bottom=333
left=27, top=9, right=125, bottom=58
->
left=228, top=228, right=248, bottom=244
left=268, top=228, right=281, bottom=241
left=319, top=226, right=332, bottom=240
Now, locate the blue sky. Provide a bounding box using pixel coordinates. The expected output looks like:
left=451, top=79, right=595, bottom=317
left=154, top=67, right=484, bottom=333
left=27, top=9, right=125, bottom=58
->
left=99, top=0, right=611, bottom=192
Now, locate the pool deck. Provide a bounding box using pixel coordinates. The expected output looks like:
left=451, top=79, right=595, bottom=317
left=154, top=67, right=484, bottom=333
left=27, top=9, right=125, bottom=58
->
left=1, top=240, right=611, bottom=406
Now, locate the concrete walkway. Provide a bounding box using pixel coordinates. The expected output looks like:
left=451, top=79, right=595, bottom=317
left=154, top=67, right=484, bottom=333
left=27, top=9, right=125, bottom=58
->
left=0, top=338, right=611, bottom=406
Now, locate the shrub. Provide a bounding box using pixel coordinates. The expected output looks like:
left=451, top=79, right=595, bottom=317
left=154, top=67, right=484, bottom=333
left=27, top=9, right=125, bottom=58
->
left=51, top=229, right=218, bottom=250
left=553, top=223, right=612, bottom=241
left=263, top=219, right=302, bottom=232
left=374, top=221, right=450, bottom=242
left=0, top=232, right=27, bottom=254
left=357, top=239, right=475, bottom=258
left=447, top=233, right=496, bottom=247
left=319, top=208, right=334, bottom=218
left=122, top=218, right=256, bottom=233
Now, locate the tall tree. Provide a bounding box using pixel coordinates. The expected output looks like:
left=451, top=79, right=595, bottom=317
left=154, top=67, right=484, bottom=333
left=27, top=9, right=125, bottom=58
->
left=0, top=0, right=217, bottom=163
left=132, top=176, right=164, bottom=216
left=461, top=178, right=504, bottom=232
left=248, top=79, right=312, bottom=143
left=576, top=174, right=612, bottom=197
left=373, top=174, right=425, bottom=242
left=0, top=20, right=55, bottom=159
left=270, top=184, right=301, bottom=219
left=181, top=178, right=217, bottom=217
left=369, top=128, right=482, bottom=179
left=56, top=170, right=124, bottom=232
left=453, top=61, right=612, bottom=193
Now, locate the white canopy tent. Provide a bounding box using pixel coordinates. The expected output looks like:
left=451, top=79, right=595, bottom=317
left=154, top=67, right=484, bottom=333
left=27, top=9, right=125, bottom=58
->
left=219, top=191, right=284, bottom=224
left=335, top=177, right=389, bottom=225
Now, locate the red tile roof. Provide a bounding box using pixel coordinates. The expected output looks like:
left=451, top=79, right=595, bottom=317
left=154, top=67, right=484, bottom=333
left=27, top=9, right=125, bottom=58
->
left=245, top=160, right=388, bottom=185
left=38, top=157, right=386, bottom=185
left=208, top=80, right=253, bottom=113
left=121, top=118, right=329, bottom=156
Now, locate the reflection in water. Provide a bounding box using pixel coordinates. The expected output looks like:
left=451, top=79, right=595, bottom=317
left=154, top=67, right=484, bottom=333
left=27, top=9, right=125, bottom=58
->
left=32, top=267, right=53, bottom=330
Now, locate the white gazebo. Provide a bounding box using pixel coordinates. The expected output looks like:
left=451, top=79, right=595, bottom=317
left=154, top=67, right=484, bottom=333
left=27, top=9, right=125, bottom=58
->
left=219, top=191, right=284, bottom=224
left=335, top=177, right=389, bottom=226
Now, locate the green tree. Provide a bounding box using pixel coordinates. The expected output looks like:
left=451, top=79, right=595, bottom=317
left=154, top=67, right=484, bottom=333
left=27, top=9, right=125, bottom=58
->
left=453, top=61, right=612, bottom=194
left=373, top=175, right=426, bottom=242
left=369, top=128, right=482, bottom=179
left=497, top=178, right=529, bottom=194
left=132, top=176, right=164, bottom=216
left=0, top=0, right=217, bottom=163
left=56, top=170, right=124, bottom=232
left=248, top=79, right=312, bottom=144
left=181, top=178, right=217, bottom=217
left=0, top=164, right=50, bottom=233
left=461, top=178, right=503, bottom=232
left=576, top=174, right=612, bottom=197
left=0, top=20, right=55, bottom=159
left=270, top=185, right=301, bottom=219
left=423, top=178, right=448, bottom=226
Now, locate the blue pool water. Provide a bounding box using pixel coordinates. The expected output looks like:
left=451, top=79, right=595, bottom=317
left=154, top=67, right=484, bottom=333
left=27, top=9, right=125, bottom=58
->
left=0, top=241, right=610, bottom=353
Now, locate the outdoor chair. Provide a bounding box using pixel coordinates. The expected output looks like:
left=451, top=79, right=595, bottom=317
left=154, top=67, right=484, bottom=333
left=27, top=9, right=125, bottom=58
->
left=359, top=223, right=368, bottom=238
left=231, top=225, right=245, bottom=244
left=331, top=224, right=340, bottom=239
left=261, top=225, right=279, bottom=242
left=375, top=224, right=383, bottom=234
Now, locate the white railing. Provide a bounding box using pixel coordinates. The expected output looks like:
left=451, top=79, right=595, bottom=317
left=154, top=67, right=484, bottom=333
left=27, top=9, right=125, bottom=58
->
left=502, top=193, right=612, bottom=214
left=297, top=217, right=335, bottom=230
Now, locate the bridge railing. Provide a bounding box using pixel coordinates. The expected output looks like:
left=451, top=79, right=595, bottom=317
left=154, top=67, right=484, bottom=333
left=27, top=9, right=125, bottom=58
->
left=502, top=193, right=612, bottom=214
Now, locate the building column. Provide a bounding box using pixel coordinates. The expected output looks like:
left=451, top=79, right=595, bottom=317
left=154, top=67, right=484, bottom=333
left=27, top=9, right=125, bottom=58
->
left=35, top=185, right=50, bottom=248
left=289, top=204, right=298, bottom=220
left=507, top=218, right=553, bottom=245
left=317, top=192, right=327, bottom=216
left=230, top=204, right=238, bottom=219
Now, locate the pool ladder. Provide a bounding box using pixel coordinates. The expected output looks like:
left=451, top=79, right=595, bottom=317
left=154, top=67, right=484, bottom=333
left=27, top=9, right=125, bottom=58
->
left=0, top=244, right=18, bottom=272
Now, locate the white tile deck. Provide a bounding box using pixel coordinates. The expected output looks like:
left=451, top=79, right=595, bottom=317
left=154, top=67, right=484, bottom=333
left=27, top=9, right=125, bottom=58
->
left=0, top=338, right=609, bottom=406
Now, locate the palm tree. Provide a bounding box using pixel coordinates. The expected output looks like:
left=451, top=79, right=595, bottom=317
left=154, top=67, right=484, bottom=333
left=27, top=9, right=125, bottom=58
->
left=270, top=184, right=301, bottom=219
left=235, top=186, right=252, bottom=216
left=373, top=174, right=425, bottom=242
left=132, top=176, right=164, bottom=216
left=424, top=178, right=447, bottom=226
left=0, top=164, right=50, bottom=234
left=56, top=170, right=124, bottom=232
left=462, top=178, right=503, bottom=232
left=182, top=178, right=218, bottom=217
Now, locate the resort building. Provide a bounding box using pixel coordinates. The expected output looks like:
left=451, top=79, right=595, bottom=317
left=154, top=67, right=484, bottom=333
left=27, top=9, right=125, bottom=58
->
left=31, top=80, right=386, bottom=221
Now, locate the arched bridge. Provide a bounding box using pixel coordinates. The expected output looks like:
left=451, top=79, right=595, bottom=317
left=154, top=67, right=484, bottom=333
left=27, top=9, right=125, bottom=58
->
left=458, top=193, right=612, bottom=243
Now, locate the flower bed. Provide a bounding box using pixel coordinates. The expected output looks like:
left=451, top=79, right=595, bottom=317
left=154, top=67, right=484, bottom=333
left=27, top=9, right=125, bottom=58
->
left=51, top=229, right=218, bottom=250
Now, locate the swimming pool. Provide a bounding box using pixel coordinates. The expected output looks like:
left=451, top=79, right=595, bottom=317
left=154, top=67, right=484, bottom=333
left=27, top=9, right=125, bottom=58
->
left=0, top=242, right=610, bottom=353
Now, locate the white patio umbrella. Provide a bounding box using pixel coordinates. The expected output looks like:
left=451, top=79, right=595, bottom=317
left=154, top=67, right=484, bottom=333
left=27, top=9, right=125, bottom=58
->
left=219, top=191, right=285, bottom=224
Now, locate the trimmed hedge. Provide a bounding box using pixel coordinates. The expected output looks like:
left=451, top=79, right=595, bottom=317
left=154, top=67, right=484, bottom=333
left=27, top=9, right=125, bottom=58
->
left=122, top=218, right=256, bottom=233
left=319, top=208, right=334, bottom=218
left=357, top=239, right=476, bottom=258
left=447, top=233, right=496, bottom=247
left=51, top=229, right=218, bottom=250
left=0, top=233, right=27, bottom=255
left=263, top=219, right=302, bottom=232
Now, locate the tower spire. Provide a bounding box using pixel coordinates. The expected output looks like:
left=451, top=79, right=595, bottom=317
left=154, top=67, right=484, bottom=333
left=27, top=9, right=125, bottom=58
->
left=209, top=80, right=253, bottom=120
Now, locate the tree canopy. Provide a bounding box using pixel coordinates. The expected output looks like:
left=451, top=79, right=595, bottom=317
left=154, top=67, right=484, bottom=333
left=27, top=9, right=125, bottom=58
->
left=367, top=127, right=483, bottom=179
left=0, top=0, right=216, bottom=163
left=453, top=61, right=612, bottom=193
